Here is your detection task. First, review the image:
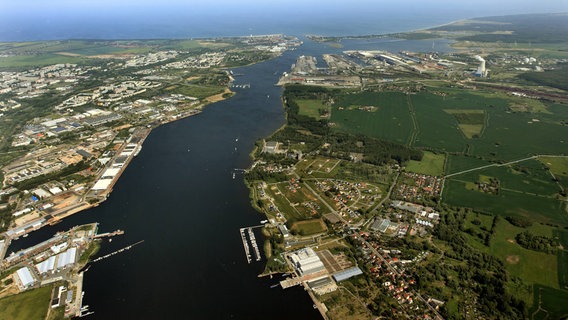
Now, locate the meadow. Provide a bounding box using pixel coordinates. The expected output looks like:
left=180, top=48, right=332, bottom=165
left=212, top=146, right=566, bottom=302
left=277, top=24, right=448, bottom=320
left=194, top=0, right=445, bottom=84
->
left=0, top=285, right=53, bottom=320
left=331, top=91, right=413, bottom=145
left=405, top=151, right=446, bottom=176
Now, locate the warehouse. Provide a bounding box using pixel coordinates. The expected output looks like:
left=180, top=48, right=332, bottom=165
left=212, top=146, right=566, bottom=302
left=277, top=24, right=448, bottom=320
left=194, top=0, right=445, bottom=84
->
left=16, top=267, right=35, bottom=289
left=36, top=255, right=57, bottom=274
left=56, top=247, right=77, bottom=269
left=289, top=247, right=326, bottom=276
left=333, top=266, right=363, bottom=282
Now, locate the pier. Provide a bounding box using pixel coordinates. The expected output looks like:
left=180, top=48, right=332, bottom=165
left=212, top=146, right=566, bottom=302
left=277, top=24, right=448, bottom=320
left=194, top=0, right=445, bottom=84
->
left=240, top=228, right=251, bottom=263
left=239, top=224, right=264, bottom=264
left=94, top=229, right=125, bottom=239
left=91, top=240, right=144, bottom=263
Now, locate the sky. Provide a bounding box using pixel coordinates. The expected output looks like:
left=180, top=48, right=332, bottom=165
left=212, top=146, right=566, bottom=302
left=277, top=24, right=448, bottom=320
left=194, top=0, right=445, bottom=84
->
left=2, top=0, right=567, bottom=15
left=0, top=0, right=566, bottom=41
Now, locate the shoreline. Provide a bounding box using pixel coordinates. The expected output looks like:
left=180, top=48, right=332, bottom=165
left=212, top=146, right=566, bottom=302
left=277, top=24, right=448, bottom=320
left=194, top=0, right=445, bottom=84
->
left=1, top=90, right=234, bottom=248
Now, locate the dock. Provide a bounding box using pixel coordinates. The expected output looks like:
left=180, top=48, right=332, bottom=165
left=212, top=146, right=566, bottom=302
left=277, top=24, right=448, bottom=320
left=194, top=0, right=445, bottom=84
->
left=239, top=224, right=265, bottom=264
left=94, top=229, right=124, bottom=239
left=91, top=240, right=144, bottom=263
left=240, top=228, right=252, bottom=263
left=280, top=277, right=302, bottom=289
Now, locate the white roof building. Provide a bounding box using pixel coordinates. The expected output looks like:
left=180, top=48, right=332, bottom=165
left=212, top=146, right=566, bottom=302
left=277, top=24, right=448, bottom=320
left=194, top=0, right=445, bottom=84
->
left=16, top=267, right=35, bottom=288
left=56, top=247, right=77, bottom=269
left=289, top=247, right=326, bottom=276
left=36, top=256, right=57, bottom=274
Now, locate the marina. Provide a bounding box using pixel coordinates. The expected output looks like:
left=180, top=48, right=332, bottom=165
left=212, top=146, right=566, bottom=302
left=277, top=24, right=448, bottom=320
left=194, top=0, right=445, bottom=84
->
left=239, top=224, right=264, bottom=264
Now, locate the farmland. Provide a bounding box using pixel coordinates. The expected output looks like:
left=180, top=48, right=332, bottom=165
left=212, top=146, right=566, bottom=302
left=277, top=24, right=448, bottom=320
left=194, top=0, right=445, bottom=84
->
left=330, top=92, right=413, bottom=145
left=405, top=151, right=446, bottom=176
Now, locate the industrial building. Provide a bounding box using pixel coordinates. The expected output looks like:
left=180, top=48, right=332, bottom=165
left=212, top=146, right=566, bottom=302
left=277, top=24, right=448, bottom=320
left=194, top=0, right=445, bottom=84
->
left=289, top=247, right=326, bottom=276
left=16, top=267, right=35, bottom=289
left=36, top=256, right=57, bottom=275
left=332, top=266, right=363, bottom=282
left=56, top=247, right=77, bottom=269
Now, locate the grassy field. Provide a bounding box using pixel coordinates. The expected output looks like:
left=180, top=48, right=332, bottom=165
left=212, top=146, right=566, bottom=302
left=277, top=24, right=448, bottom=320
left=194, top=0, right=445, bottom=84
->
left=0, top=285, right=53, bottom=320
left=544, top=156, right=568, bottom=190
left=296, top=99, right=328, bottom=119
left=290, top=219, right=327, bottom=235
left=331, top=91, right=413, bottom=145
left=167, top=84, right=225, bottom=99
left=405, top=151, right=446, bottom=176
left=489, top=219, right=559, bottom=288
left=0, top=54, right=83, bottom=69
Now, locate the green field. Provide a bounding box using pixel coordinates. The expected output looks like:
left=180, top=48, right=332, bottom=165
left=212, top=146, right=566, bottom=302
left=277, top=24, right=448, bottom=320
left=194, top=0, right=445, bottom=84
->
left=444, top=157, right=567, bottom=226
left=489, top=219, right=559, bottom=288
left=405, top=151, right=446, bottom=176
left=0, top=54, right=83, bottom=69
left=296, top=99, right=328, bottom=118
left=530, top=285, right=568, bottom=320
left=443, top=179, right=567, bottom=226
left=555, top=229, right=568, bottom=289
left=539, top=156, right=568, bottom=178
left=444, top=109, right=486, bottom=139
left=331, top=91, right=413, bottom=145
left=290, top=219, right=327, bottom=235
left=0, top=285, right=53, bottom=320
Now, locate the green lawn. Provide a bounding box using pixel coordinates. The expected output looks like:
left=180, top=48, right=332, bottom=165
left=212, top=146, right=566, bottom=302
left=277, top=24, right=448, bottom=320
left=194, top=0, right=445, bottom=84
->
left=296, top=99, right=327, bottom=119
left=0, top=285, right=53, bottom=320
left=290, top=219, right=327, bottom=235
left=405, top=151, right=446, bottom=176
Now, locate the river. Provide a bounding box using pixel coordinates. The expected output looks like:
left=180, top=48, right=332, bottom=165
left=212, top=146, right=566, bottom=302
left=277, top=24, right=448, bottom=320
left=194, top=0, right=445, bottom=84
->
left=8, top=37, right=453, bottom=319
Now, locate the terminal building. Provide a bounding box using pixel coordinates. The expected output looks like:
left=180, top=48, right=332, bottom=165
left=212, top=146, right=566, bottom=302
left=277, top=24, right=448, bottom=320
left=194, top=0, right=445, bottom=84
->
left=289, top=247, right=325, bottom=276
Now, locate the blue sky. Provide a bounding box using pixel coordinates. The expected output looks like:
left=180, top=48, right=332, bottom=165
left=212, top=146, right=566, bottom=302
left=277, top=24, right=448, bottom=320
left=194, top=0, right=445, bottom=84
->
left=0, top=0, right=566, bottom=41
left=2, top=0, right=567, bottom=15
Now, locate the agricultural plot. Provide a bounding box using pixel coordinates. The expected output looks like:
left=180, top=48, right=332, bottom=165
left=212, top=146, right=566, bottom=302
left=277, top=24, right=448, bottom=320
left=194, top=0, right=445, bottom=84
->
left=444, top=154, right=492, bottom=175
left=449, top=160, right=561, bottom=197
left=330, top=91, right=413, bottom=144
left=296, top=99, right=329, bottom=119
left=405, top=151, right=446, bottom=176
left=407, top=89, right=568, bottom=161
left=444, top=109, right=486, bottom=139
left=443, top=179, right=568, bottom=226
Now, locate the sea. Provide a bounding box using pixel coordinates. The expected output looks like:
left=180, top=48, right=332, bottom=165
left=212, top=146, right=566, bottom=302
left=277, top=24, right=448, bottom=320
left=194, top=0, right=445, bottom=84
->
left=0, top=5, right=534, bottom=319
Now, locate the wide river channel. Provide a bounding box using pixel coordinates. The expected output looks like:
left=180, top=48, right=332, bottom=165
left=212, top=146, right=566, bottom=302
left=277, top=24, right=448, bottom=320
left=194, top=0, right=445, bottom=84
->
left=9, top=37, right=453, bottom=319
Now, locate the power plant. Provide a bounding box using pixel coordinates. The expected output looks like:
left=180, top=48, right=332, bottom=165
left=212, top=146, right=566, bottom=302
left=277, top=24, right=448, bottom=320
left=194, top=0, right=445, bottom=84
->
left=474, top=55, right=487, bottom=77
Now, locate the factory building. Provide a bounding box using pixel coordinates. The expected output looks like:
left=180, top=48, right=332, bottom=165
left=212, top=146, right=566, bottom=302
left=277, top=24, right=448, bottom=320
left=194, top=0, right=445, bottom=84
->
left=16, top=267, right=36, bottom=289
left=289, top=247, right=325, bottom=276
left=333, top=266, right=363, bottom=282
